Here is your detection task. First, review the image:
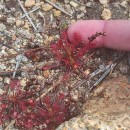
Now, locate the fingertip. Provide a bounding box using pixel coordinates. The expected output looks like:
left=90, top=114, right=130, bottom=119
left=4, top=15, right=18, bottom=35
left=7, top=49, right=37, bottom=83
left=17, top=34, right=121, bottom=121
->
left=67, top=20, right=105, bottom=47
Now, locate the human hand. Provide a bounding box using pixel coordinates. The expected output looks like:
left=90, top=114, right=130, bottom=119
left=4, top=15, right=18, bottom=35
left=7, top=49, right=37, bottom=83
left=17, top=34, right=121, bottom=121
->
left=67, top=20, right=130, bottom=51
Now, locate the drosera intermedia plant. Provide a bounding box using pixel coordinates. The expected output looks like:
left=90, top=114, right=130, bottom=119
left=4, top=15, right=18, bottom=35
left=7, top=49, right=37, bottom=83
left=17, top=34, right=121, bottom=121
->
left=0, top=78, right=79, bottom=129
left=0, top=20, right=106, bottom=129
left=51, top=28, right=106, bottom=70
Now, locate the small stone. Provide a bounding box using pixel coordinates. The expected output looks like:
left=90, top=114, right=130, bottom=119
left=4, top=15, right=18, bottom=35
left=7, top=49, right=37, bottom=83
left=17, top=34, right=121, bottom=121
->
left=101, top=8, right=111, bottom=20
left=5, top=0, right=17, bottom=9
left=129, top=13, right=130, bottom=18
left=86, top=2, right=93, bottom=7
left=70, top=1, right=79, bottom=8
left=0, top=5, right=4, bottom=11
left=77, top=12, right=85, bottom=19
left=42, top=4, right=53, bottom=11
left=109, top=72, right=118, bottom=78
left=53, top=10, right=61, bottom=17
left=64, top=0, right=69, bottom=4
left=7, top=17, right=16, bottom=25
left=44, top=39, right=50, bottom=45
left=63, top=127, right=67, bottom=130
left=20, top=79, right=26, bottom=87
left=18, top=29, right=32, bottom=39
left=0, top=77, right=3, bottom=82
left=48, top=36, right=54, bottom=42
left=4, top=77, right=10, bottom=84
left=0, top=23, right=6, bottom=32
left=37, top=76, right=44, bottom=80
left=9, top=58, right=16, bottom=64
left=78, top=121, right=86, bottom=129
left=10, top=8, right=15, bottom=12
left=65, top=4, right=71, bottom=10
left=93, top=86, right=105, bottom=96
left=26, top=63, right=33, bottom=68
left=43, top=70, right=50, bottom=78
left=99, top=0, right=108, bottom=5
left=120, top=1, right=128, bottom=8
left=0, top=88, right=4, bottom=94
left=79, top=6, right=86, bottom=13
left=84, top=69, right=90, bottom=76
left=0, top=15, right=7, bottom=22
left=71, top=122, right=80, bottom=129
left=0, top=50, right=8, bottom=56
left=16, top=20, right=24, bottom=27
left=16, top=55, right=28, bottom=62
left=119, top=64, right=129, bottom=74
left=0, top=63, right=6, bottom=70
left=70, top=90, right=79, bottom=101
left=23, top=22, right=29, bottom=30
left=25, top=0, right=35, bottom=7
left=8, top=49, right=17, bottom=55
left=71, top=20, right=76, bottom=24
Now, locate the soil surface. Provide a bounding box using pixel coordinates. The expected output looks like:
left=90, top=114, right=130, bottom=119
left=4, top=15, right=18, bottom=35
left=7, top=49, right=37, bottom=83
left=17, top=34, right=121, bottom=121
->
left=0, top=0, right=130, bottom=130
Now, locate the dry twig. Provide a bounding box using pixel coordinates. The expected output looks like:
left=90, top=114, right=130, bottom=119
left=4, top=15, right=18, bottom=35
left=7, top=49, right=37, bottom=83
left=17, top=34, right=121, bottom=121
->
left=17, top=0, right=37, bottom=31
left=19, top=6, right=40, bottom=19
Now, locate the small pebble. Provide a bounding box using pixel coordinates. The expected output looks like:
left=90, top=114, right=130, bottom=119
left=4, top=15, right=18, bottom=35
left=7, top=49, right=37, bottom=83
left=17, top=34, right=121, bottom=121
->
left=70, top=90, right=79, bottom=101
left=7, top=17, right=16, bottom=25
left=0, top=5, right=4, bottom=11
left=77, top=12, right=85, bottom=19
left=99, top=0, right=108, bottom=5
left=109, top=72, right=118, bottom=78
left=120, top=1, right=128, bottom=8
left=79, top=6, right=86, bottom=13
left=18, top=29, right=32, bottom=39
left=119, top=64, right=129, bottom=74
left=70, top=1, right=79, bottom=8
left=0, top=63, right=6, bottom=70
left=84, top=69, right=90, bottom=76
left=86, top=2, right=93, bottom=7
left=42, top=4, right=53, bottom=11
left=0, top=23, right=6, bottom=32
left=16, top=20, right=24, bottom=27
left=25, top=0, right=35, bottom=7
left=48, top=36, right=54, bottom=42
left=0, top=88, right=4, bottom=94
left=20, top=79, right=27, bottom=87
left=4, top=77, right=10, bottom=84
left=0, top=77, right=3, bottom=82
left=10, top=58, right=16, bottom=64
left=78, top=121, right=86, bottom=129
left=23, top=22, right=29, bottom=30
left=53, top=10, right=61, bottom=17
left=16, top=55, right=28, bottom=62
left=101, top=8, right=112, bottom=20
left=43, top=70, right=51, bottom=78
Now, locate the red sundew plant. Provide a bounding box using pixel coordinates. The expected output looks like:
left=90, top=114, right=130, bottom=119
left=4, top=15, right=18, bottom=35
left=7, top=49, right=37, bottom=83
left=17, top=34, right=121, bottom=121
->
left=0, top=78, right=79, bottom=130
left=51, top=29, right=96, bottom=70
left=24, top=28, right=105, bottom=72
left=0, top=24, right=106, bottom=129
left=14, top=93, right=72, bottom=130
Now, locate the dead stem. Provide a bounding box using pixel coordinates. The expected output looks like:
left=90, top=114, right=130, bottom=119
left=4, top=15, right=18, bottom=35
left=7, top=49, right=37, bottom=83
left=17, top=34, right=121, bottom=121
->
left=17, top=0, right=37, bottom=31
left=4, top=120, right=15, bottom=130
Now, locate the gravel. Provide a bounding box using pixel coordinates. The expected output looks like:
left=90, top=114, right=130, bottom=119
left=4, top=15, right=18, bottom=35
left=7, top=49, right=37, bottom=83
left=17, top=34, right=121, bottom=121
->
left=0, top=0, right=130, bottom=129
